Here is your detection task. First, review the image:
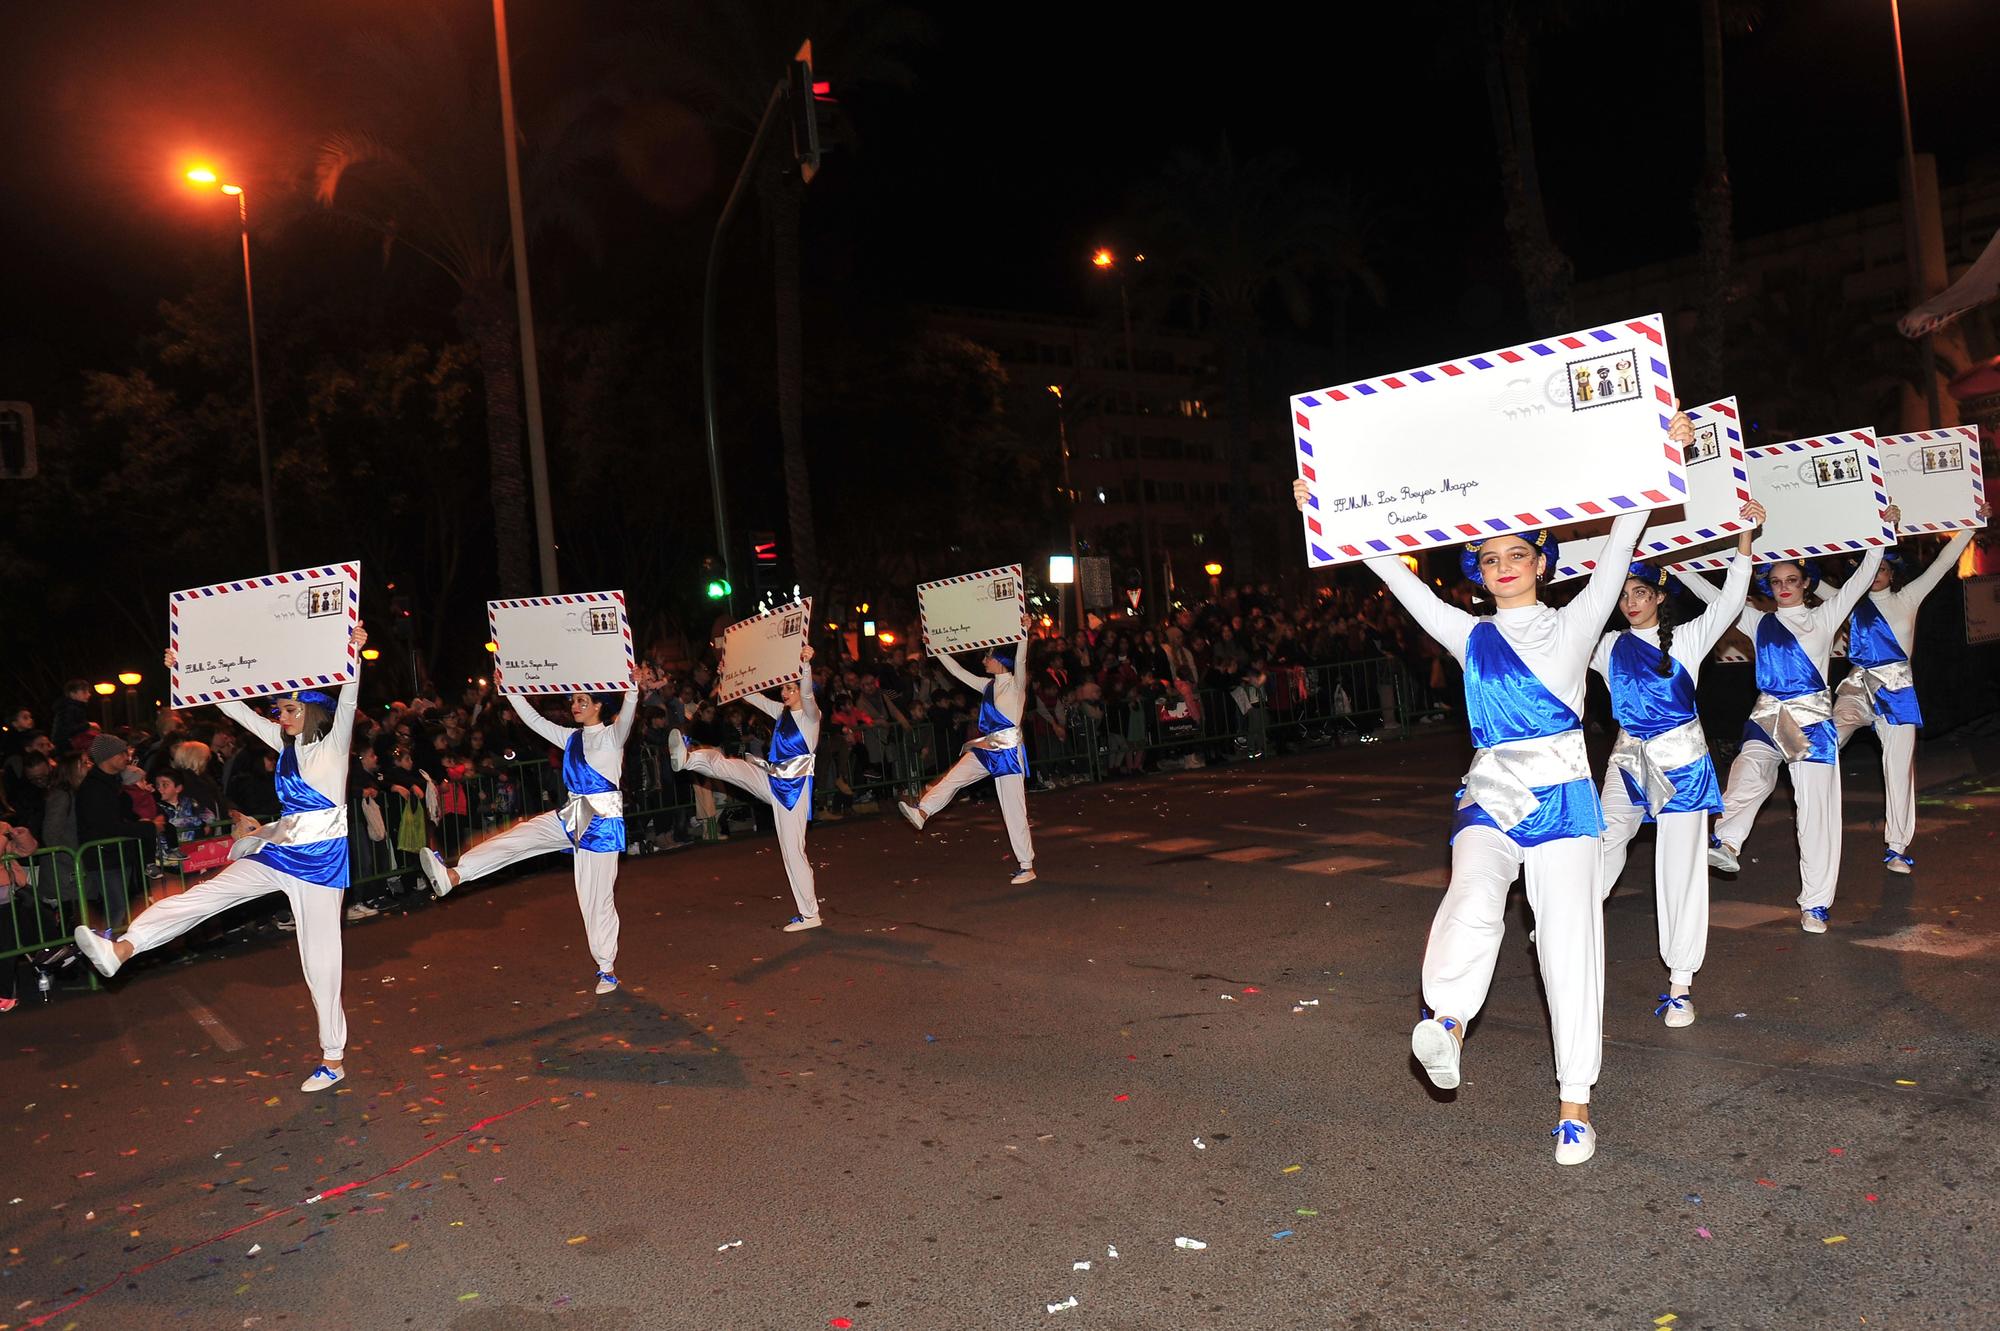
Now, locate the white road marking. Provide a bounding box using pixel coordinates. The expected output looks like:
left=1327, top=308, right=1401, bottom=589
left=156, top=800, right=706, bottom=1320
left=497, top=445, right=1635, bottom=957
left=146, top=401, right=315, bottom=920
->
left=1707, top=901, right=1799, bottom=930
left=170, top=984, right=244, bottom=1052
left=1207, top=846, right=1293, bottom=863
left=1142, top=837, right=1220, bottom=854
left=1386, top=868, right=1450, bottom=889
left=1285, top=855, right=1391, bottom=876
left=1851, top=925, right=1995, bottom=959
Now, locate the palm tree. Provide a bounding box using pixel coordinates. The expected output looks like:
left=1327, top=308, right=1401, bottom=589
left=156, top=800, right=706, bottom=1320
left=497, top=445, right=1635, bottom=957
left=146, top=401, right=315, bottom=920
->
left=612, top=0, right=928, bottom=596
left=1476, top=0, right=1574, bottom=330
left=312, top=12, right=589, bottom=596
left=1140, top=141, right=1385, bottom=579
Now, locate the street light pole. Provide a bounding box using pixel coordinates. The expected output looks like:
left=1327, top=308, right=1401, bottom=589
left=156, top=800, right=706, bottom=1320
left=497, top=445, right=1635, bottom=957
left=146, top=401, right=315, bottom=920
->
left=491, top=0, right=561, bottom=592
left=1048, top=386, right=1083, bottom=631
left=1889, top=0, right=1942, bottom=429
left=231, top=187, right=280, bottom=572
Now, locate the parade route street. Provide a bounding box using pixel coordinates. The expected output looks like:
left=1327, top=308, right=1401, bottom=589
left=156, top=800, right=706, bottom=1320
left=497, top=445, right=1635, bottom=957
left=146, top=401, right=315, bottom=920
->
left=4, top=729, right=1997, bottom=1330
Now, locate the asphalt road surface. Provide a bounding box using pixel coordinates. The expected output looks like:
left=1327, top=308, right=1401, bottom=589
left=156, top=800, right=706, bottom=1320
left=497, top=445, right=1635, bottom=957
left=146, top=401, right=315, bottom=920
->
left=5, top=726, right=1996, bottom=1330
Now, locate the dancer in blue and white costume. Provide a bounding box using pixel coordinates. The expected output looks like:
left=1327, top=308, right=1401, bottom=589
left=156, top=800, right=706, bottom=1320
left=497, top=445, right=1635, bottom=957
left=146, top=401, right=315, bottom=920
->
left=668, top=641, right=824, bottom=931
left=77, top=627, right=369, bottom=1093
left=420, top=679, right=637, bottom=993
left=1677, top=506, right=1898, bottom=934
left=1829, top=502, right=1988, bottom=874
left=898, top=611, right=1037, bottom=885
left=1591, top=500, right=1763, bottom=1030
left=1302, top=410, right=1685, bottom=1166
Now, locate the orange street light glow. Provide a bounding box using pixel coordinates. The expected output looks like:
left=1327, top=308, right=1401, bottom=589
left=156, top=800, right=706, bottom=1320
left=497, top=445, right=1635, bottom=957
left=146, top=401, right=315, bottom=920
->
left=93, top=682, right=117, bottom=696
left=221, top=184, right=243, bottom=195
left=185, top=167, right=218, bottom=184
left=117, top=672, right=143, bottom=686
left=1091, top=248, right=1114, bottom=268
left=1203, top=562, right=1224, bottom=577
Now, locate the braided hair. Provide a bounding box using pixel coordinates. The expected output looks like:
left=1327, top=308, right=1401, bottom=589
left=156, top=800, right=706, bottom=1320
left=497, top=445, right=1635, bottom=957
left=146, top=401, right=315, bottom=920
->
left=1624, top=562, right=1677, bottom=677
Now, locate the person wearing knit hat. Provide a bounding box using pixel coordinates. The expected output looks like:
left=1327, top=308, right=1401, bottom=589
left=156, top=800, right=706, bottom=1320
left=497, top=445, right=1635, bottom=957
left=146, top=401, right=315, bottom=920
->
left=75, top=625, right=369, bottom=1095
left=897, top=610, right=1038, bottom=887
left=417, top=675, right=639, bottom=993
left=88, top=732, right=128, bottom=765
left=1827, top=501, right=1990, bottom=874
left=1677, top=505, right=1900, bottom=934
left=1590, top=500, right=1763, bottom=1032
left=1296, top=404, right=1693, bottom=1167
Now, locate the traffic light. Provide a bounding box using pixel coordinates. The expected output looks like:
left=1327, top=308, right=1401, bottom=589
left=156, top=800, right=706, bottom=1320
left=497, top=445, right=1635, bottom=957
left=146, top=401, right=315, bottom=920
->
left=788, top=41, right=821, bottom=183
left=749, top=530, right=781, bottom=593
left=0, top=403, right=37, bottom=479
left=700, top=555, right=731, bottom=601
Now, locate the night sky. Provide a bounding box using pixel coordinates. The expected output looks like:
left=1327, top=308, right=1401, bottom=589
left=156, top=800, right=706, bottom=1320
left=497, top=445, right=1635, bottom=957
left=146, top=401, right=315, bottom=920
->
left=5, top=0, right=1999, bottom=411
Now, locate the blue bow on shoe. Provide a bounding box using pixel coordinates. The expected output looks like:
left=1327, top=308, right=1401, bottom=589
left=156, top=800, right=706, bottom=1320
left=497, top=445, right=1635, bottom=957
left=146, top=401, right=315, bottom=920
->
left=1552, top=1120, right=1589, bottom=1145
left=1654, top=994, right=1687, bottom=1017
left=1805, top=906, right=1831, bottom=923
left=1419, top=1008, right=1458, bottom=1033
left=1883, top=850, right=1914, bottom=867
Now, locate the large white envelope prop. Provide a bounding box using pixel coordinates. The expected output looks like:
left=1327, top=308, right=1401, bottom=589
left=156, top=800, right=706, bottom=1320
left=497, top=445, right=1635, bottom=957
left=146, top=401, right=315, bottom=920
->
left=1549, top=396, right=1755, bottom=582
left=1292, top=313, right=1684, bottom=566
left=1671, top=429, right=1893, bottom=572
left=917, top=564, right=1026, bottom=658
left=489, top=590, right=635, bottom=696
left=1877, top=426, right=1985, bottom=535
left=170, top=562, right=361, bottom=707
left=716, top=599, right=812, bottom=705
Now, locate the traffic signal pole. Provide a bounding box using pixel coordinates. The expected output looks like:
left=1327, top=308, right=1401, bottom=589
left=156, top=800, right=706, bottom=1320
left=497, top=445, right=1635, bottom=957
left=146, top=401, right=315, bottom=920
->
left=700, top=80, right=787, bottom=617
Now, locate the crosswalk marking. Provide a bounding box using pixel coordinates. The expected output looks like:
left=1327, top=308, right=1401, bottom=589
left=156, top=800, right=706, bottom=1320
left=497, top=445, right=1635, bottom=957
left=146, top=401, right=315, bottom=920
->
left=1142, top=837, right=1221, bottom=854
left=1707, top=901, right=1798, bottom=930
left=1208, top=845, right=1294, bottom=863
left=1285, top=855, right=1391, bottom=876
left=1386, top=868, right=1450, bottom=889
left=1852, top=925, right=1994, bottom=959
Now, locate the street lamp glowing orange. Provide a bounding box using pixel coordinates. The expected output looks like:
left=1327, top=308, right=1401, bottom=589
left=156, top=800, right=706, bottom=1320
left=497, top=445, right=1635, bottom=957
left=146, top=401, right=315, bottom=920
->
left=221, top=184, right=243, bottom=195
left=185, top=167, right=218, bottom=185
left=117, top=672, right=143, bottom=686
left=93, top=682, right=117, bottom=697
left=1091, top=248, right=1114, bottom=268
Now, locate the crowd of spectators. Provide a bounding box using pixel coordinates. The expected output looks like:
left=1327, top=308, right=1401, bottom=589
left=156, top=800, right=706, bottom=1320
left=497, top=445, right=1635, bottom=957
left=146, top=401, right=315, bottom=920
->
left=1, top=579, right=1453, bottom=997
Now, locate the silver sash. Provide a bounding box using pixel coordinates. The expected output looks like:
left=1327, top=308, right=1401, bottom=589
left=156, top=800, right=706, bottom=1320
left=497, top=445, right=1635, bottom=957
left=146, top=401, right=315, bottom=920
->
left=1609, top=718, right=1709, bottom=817
left=559, top=789, right=625, bottom=842
left=1747, top=689, right=1833, bottom=762
left=1458, top=729, right=1591, bottom=832
left=1836, top=660, right=1915, bottom=709
left=965, top=725, right=1023, bottom=753
left=228, top=803, right=348, bottom=861
left=749, top=753, right=815, bottom=780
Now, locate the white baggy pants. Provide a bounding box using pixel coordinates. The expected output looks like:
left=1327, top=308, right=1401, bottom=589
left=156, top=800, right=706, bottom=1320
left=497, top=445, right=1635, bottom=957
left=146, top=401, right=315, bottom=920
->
left=1713, top=742, right=1842, bottom=911
left=1834, top=696, right=1918, bottom=855
left=918, top=753, right=1035, bottom=870
left=1424, top=825, right=1603, bottom=1104
left=685, top=751, right=817, bottom=918
left=1598, top=773, right=1709, bottom=986
left=119, top=859, right=348, bottom=1061
left=455, top=811, right=620, bottom=973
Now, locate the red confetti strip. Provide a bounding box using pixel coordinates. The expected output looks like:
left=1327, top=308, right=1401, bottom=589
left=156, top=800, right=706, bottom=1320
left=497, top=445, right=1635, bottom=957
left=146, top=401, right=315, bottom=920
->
left=1112, top=1093, right=1130, bottom=1102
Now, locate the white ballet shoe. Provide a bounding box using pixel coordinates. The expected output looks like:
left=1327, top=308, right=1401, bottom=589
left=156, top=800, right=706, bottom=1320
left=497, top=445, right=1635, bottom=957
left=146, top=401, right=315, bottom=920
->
left=1801, top=906, right=1829, bottom=934
left=897, top=801, right=926, bottom=831
left=594, top=970, right=620, bottom=994
left=1706, top=840, right=1740, bottom=873
left=418, top=847, right=453, bottom=898
left=1655, top=992, right=1695, bottom=1029
left=667, top=729, right=689, bottom=772
left=1010, top=867, right=1036, bottom=884
left=74, top=926, right=122, bottom=978
left=1411, top=1016, right=1462, bottom=1091
left=1552, top=1118, right=1596, bottom=1165
left=300, top=1065, right=344, bottom=1093
left=783, top=914, right=822, bottom=932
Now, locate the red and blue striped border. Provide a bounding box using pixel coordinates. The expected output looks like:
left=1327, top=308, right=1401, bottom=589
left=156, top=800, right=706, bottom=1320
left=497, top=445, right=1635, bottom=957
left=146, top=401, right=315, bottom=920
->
left=918, top=564, right=1025, bottom=657
left=168, top=562, right=361, bottom=707
left=1878, top=425, right=1986, bottom=534
left=1671, top=430, right=1894, bottom=571
left=487, top=589, right=636, bottom=695
left=717, top=597, right=813, bottom=703
left=1293, top=315, right=1682, bottom=564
